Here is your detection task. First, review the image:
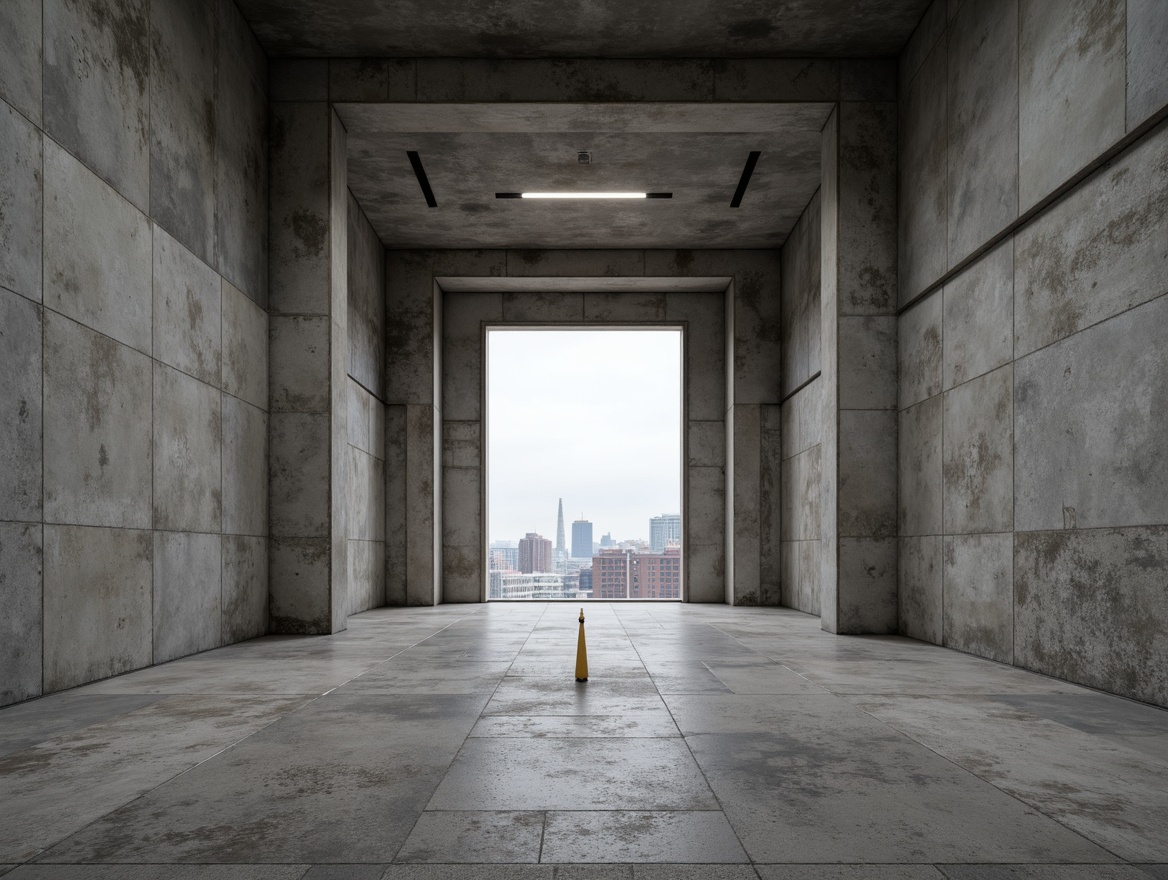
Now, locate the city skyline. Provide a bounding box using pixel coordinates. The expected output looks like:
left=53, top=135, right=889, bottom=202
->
left=487, top=329, right=682, bottom=543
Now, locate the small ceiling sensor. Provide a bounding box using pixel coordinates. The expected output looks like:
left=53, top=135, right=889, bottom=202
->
left=577, top=151, right=592, bottom=164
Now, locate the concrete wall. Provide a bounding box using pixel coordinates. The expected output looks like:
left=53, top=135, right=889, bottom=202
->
left=897, top=0, right=1168, bottom=706
left=346, top=193, right=387, bottom=615
left=0, top=0, right=269, bottom=707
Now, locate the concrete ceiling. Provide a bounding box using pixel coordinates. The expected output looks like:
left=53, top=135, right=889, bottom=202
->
left=236, top=0, right=930, bottom=58
left=339, top=103, right=831, bottom=249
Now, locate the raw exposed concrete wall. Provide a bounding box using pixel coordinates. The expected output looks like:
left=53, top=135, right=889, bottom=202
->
left=345, top=194, right=387, bottom=615
left=0, top=0, right=268, bottom=707
left=897, top=0, right=1168, bottom=706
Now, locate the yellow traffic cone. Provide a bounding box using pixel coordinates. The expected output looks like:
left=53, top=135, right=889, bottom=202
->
left=575, top=607, right=589, bottom=682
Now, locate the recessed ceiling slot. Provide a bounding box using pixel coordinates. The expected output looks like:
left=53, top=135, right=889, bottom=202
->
left=730, top=151, right=761, bottom=208
left=407, top=150, right=438, bottom=208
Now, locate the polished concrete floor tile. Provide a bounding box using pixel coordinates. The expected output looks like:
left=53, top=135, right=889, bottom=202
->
left=756, top=868, right=943, bottom=879
left=541, top=811, right=747, bottom=863
left=336, top=662, right=512, bottom=695
left=302, top=867, right=388, bottom=880
left=469, top=712, right=679, bottom=738
left=633, top=866, right=760, bottom=880
left=936, top=866, right=1153, bottom=879
left=0, top=694, right=166, bottom=757
left=782, top=658, right=1093, bottom=695
left=551, top=866, right=633, bottom=879
left=705, top=662, right=828, bottom=695
left=395, top=811, right=544, bottom=863
left=483, top=679, right=666, bottom=716
left=380, top=867, right=552, bottom=880
left=4, top=868, right=309, bottom=879
left=427, top=738, right=717, bottom=810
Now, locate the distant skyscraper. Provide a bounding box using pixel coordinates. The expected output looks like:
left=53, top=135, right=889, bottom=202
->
left=649, top=514, right=682, bottom=553
left=555, top=498, right=566, bottom=553
left=518, top=532, right=552, bottom=573
left=571, top=519, right=593, bottom=559
left=600, top=532, right=615, bottom=548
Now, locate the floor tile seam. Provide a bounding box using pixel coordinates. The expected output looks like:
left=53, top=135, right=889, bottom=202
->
left=609, top=608, right=752, bottom=864
left=842, top=700, right=1135, bottom=865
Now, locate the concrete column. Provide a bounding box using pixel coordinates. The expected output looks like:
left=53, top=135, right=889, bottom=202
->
left=268, top=100, right=349, bottom=632
left=821, top=99, right=899, bottom=634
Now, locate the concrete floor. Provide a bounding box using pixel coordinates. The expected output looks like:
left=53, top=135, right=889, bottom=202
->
left=1, top=604, right=1166, bottom=879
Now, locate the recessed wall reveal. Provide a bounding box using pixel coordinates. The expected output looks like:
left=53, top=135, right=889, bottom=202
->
left=407, top=150, right=438, bottom=208
left=495, top=192, right=672, bottom=199
left=730, top=151, right=761, bottom=208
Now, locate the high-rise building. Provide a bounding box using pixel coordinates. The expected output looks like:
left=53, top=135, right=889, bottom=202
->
left=518, top=532, right=552, bottom=573
left=555, top=498, right=566, bottom=553
left=649, top=514, right=682, bottom=553
left=571, top=519, right=593, bottom=559
left=593, top=548, right=631, bottom=599
left=600, top=532, right=615, bottom=548
left=630, top=545, right=682, bottom=599
left=488, top=541, right=519, bottom=572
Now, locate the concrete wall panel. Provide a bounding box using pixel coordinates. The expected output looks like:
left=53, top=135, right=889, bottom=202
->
left=43, top=142, right=152, bottom=355
left=153, top=531, right=221, bottom=664
left=668, top=292, right=725, bottom=421
left=270, top=411, right=330, bottom=538
left=715, top=59, right=839, bottom=102
left=1018, top=0, right=1126, bottom=211
left=688, top=420, right=725, bottom=469
left=43, top=524, right=152, bottom=692
left=348, top=193, right=386, bottom=398
left=0, top=522, right=42, bottom=705
left=837, top=536, right=897, bottom=634
left=153, top=226, right=221, bottom=386
left=899, top=535, right=942, bottom=644
left=153, top=363, right=222, bottom=533
left=732, top=404, right=761, bottom=605
left=1015, top=526, right=1168, bottom=706
left=348, top=449, right=386, bottom=542
left=780, top=190, right=821, bottom=397
left=43, top=313, right=153, bottom=530
left=43, top=0, right=150, bottom=209
left=838, top=316, right=897, bottom=411
left=782, top=539, right=821, bottom=616
left=221, top=279, right=269, bottom=411
left=780, top=380, right=823, bottom=460
left=943, top=533, right=1013, bottom=662
left=943, top=364, right=1013, bottom=535
left=268, top=536, right=330, bottom=633
left=0, top=102, right=42, bottom=303
left=270, top=316, right=330, bottom=413
left=443, top=292, right=499, bottom=422
left=688, top=465, right=726, bottom=550
left=222, top=534, right=267, bottom=643
left=838, top=102, right=897, bottom=315
left=686, top=542, right=724, bottom=604
left=442, top=420, right=481, bottom=470
left=942, top=240, right=1013, bottom=391
left=946, top=0, right=1019, bottom=266
left=760, top=404, right=782, bottom=603
left=1015, top=295, right=1168, bottom=532
left=898, top=396, right=942, bottom=537
left=732, top=261, right=783, bottom=405
left=898, top=294, right=942, bottom=409
left=500, top=291, right=585, bottom=323
left=1014, top=119, right=1168, bottom=357
left=839, top=409, right=897, bottom=539
left=329, top=58, right=415, bottom=102
left=384, top=405, right=407, bottom=606
left=348, top=538, right=385, bottom=614
left=899, top=0, right=947, bottom=88
left=780, top=445, right=822, bottom=544
left=222, top=394, right=268, bottom=537
left=507, top=249, right=645, bottom=278
left=405, top=404, right=438, bottom=605
left=0, top=0, right=41, bottom=125
left=149, top=0, right=215, bottom=264
left=1127, top=0, right=1168, bottom=129
left=0, top=289, right=42, bottom=523
left=269, top=60, right=327, bottom=102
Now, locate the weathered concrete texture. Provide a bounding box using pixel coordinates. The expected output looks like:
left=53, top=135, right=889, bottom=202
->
left=943, top=240, right=1013, bottom=391
left=1018, top=0, right=1126, bottom=212
left=153, top=363, right=223, bottom=533
left=686, top=542, right=725, bottom=604
left=732, top=256, right=783, bottom=406
left=269, top=536, right=331, bottom=633
left=900, top=0, right=947, bottom=88
left=43, top=0, right=150, bottom=210
left=348, top=382, right=386, bottom=461
left=43, top=524, right=153, bottom=691
left=780, top=447, right=822, bottom=544
left=154, top=531, right=222, bottom=664
left=506, top=249, right=645, bottom=278
left=270, top=59, right=328, bottom=101
left=0, top=521, right=42, bottom=705
left=899, top=396, right=942, bottom=537
left=731, top=405, right=761, bottom=606
left=153, top=226, right=221, bottom=386
left=666, top=291, right=726, bottom=422
left=500, top=291, right=585, bottom=323
left=348, top=194, right=386, bottom=399
left=384, top=405, right=407, bottom=606
left=222, top=534, right=268, bottom=643
left=215, top=5, right=268, bottom=306
left=780, top=190, right=821, bottom=397
left=688, top=421, right=725, bottom=469
left=900, top=534, right=942, bottom=643
left=817, top=106, right=840, bottom=634
left=442, top=420, right=481, bottom=470
left=899, top=38, right=947, bottom=304
left=899, top=289, right=942, bottom=410
left=269, top=102, right=331, bottom=316
left=0, top=101, right=42, bottom=303
left=1015, top=295, right=1168, bottom=532
left=348, top=448, right=386, bottom=543
left=838, top=316, right=897, bottom=410
left=760, top=405, right=782, bottom=603
left=43, top=141, right=153, bottom=355
left=1014, top=118, right=1168, bottom=357
left=348, top=538, right=386, bottom=615
left=583, top=291, right=666, bottom=322
left=840, top=59, right=897, bottom=103
left=943, top=365, right=1013, bottom=535
left=330, top=58, right=416, bottom=102
left=270, top=412, right=331, bottom=538
left=406, top=404, right=439, bottom=606
left=837, top=536, right=898, bottom=633
left=221, top=279, right=269, bottom=411
left=149, top=0, right=215, bottom=264
left=270, top=316, right=330, bottom=412
left=1015, top=526, right=1168, bottom=706
left=222, top=394, right=268, bottom=537
left=780, top=380, right=824, bottom=461
left=946, top=0, right=1018, bottom=266
left=0, top=0, right=41, bottom=124
left=781, top=539, right=821, bottom=616
left=443, top=292, right=500, bottom=423
left=943, top=533, right=1013, bottom=663
left=839, top=410, right=897, bottom=539
left=43, top=312, right=153, bottom=529
left=0, top=289, right=42, bottom=523
left=1127, top=0, right=1168, bottom=129
left=838, top=101, right=897, bottom=315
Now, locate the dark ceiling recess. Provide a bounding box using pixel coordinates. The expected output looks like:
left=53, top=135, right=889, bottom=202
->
left=730, top=151, right=761, bottom=208
left=407, top=151, right=437, bottom=208
left=494, top=192, right=672, bottom=199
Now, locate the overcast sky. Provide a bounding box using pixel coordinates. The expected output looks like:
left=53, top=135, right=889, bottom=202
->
left=487, top=328, right=682, bottom=545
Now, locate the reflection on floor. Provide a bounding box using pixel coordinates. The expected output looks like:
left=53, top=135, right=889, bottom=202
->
left=1, top=603, right=1167, bottom=879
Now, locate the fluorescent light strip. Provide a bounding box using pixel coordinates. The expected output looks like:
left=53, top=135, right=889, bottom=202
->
left=495, top=192, right=672, bottom=199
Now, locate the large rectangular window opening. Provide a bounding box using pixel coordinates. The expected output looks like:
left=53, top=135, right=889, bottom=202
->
left=486, top=327, right=684, bottom=600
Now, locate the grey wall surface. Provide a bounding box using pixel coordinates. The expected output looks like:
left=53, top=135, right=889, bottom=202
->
left=346, top=193, right=387, bottom=615
left=0, top=0, right=269, bottom=708
left=896, top=0, right=1168, bottom=707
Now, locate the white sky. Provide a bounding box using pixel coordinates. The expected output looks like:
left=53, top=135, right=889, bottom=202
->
left=487, top=328, right=682, bottom=545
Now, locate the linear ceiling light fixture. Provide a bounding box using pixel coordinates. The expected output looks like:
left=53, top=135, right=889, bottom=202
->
left=495, top=192, right=672, bottom=199
left=730, top=151, right=761, bottom=208
left=406, top=150, right=437, bottom=208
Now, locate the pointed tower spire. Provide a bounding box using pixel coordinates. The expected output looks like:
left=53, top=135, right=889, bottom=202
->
left=556, top=498, right=566, bottom=552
